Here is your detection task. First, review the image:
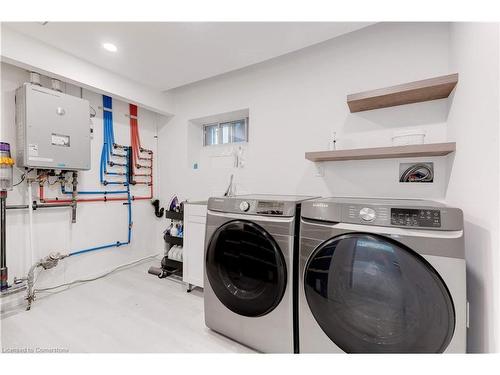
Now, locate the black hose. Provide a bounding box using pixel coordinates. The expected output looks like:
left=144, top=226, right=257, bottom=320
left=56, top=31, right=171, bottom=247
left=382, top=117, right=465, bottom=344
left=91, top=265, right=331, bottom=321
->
left=152, top=199, right=164, bottom=218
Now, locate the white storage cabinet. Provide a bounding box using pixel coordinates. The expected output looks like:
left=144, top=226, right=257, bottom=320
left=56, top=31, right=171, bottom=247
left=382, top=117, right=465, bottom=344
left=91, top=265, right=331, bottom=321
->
left=183, top=202, right=207, bottom=292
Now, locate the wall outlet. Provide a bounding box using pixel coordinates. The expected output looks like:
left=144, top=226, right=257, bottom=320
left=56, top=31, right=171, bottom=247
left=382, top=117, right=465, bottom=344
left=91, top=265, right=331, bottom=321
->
left=314, top=163, right=325, bottom=177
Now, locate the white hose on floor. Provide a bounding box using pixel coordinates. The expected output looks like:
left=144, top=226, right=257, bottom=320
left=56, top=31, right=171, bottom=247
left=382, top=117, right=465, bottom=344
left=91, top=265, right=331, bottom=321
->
left=34, top=253, right=161, bottom=294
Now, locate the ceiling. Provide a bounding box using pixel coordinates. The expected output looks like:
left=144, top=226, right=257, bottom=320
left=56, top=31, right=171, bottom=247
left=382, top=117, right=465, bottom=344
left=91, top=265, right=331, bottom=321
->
left=4, top=22, right=372, bottom=91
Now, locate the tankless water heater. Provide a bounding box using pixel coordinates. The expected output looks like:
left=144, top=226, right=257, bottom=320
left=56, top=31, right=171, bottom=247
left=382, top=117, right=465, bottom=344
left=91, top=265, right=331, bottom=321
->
left=16, top=83, right=91, bottom=170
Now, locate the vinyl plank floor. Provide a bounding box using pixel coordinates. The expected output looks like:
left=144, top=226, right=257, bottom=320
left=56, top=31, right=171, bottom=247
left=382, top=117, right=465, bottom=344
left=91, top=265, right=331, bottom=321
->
left=0, top=260, right=255, bottom=353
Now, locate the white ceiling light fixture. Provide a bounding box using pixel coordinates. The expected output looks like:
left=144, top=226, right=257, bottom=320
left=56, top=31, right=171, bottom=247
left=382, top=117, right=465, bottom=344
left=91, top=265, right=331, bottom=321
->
left=102, top=42, right=117, bottom=52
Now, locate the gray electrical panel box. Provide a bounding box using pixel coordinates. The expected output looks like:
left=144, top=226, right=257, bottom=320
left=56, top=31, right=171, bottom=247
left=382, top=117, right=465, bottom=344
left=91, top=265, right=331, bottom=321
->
left=16, top=83, right=91, bottom=170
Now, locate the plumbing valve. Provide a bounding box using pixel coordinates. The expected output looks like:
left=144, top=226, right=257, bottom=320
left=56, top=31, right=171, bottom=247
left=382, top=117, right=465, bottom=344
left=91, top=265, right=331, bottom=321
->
left=40, top=252, right=68, bottom=270
left=26, top=252, right=69, bottom=310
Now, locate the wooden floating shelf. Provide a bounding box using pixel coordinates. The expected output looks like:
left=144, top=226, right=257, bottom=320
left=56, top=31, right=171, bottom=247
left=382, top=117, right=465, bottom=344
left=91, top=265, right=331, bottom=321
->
left=305, top=142, right=456, bottom=162
left=347, top=73, right=458, bottom=113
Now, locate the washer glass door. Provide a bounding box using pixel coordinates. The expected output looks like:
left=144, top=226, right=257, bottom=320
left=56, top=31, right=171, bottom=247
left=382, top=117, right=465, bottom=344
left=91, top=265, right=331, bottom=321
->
left=304, top=233, right=455, bottom=353
left=206, top=220, right=287, bottom=317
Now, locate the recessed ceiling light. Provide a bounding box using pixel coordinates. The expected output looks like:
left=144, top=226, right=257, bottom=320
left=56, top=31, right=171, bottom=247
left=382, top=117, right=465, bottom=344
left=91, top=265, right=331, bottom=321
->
left=102, top=43, right=117, bottom=52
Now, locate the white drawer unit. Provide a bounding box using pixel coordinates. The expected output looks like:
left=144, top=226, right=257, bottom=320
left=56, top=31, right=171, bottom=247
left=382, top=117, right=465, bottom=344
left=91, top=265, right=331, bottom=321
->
left=183, top=202, right=208, bottom=292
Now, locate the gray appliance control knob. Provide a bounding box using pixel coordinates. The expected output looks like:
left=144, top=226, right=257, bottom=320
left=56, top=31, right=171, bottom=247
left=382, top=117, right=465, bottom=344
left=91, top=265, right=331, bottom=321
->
left=239, top=201, right=250, bottom=212
left=359, top=207, right=376, bottom=222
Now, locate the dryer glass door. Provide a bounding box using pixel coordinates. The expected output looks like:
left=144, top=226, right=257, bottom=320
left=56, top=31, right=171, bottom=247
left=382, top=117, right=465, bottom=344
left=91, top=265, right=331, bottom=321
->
left=304, top=233, right=455, bottom=353
left=206, top=220, right=287, bottom=317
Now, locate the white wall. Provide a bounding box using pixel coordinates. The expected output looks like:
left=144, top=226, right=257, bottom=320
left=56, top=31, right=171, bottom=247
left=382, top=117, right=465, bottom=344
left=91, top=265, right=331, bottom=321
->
left=159, top=22, right=452, bottom=202
left=446, top=23, right=500, bottom=353
left=1, top=62, right=165, bottom=296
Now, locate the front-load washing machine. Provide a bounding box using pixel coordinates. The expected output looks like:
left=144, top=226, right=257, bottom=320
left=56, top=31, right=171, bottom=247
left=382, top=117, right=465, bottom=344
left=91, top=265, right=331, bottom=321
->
left=299, top=198, right=467, bottom=353
left=204, top=194, right=317, bottom=353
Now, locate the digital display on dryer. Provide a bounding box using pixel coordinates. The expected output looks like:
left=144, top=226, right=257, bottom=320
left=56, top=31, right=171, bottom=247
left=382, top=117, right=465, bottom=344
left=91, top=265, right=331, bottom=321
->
left=391, top=208, right=441, bottom=228
left=256, top=201, right=284, bottom=215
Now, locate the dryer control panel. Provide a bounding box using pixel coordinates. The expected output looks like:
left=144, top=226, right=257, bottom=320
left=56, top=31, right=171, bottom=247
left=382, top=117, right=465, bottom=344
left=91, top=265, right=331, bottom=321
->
left=391, top=208, right=441, bottom=228
left=208, top=196, right=310, bottom=217
left=256, top=201, right=285, bottom=215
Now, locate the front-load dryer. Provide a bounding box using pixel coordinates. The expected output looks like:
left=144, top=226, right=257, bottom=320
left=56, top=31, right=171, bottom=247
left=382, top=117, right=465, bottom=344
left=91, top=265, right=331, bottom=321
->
left=204, top=194, right=317, bottom=353
left=299, top=197, right=467, bottom=353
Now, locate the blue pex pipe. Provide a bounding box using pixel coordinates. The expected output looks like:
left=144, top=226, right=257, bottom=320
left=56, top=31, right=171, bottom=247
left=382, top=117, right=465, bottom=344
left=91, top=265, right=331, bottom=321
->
left=69, top=184, right=133, bottom=256
left=68, top=96, right=133, bottom=257
left=60, top=186, right=128, bottom=195
left=100, top=96, right=113, bottom=184
left=68, top=181, right=132, bottom=257
left=100, top=95, right=128, bottom=186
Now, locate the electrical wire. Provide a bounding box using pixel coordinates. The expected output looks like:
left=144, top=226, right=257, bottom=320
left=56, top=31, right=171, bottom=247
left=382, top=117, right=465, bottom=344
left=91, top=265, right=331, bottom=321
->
left=12, top=168, right=33, bottom=187
left=12, top=174, right=26, bottom=187
left=47, top=175, right=60, bottom=186
left=34, top=254, right=160, bottom=294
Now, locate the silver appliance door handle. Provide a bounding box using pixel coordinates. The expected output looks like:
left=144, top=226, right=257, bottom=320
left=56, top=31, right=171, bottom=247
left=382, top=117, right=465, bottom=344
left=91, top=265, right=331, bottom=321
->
left=300, top=218, right=463, bottom=239
left=208, top=210, right=294, bottom=223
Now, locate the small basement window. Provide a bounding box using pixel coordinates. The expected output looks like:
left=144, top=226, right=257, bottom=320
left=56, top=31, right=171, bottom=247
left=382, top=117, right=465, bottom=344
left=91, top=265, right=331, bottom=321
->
left=203, top=118, right=248, bottom=146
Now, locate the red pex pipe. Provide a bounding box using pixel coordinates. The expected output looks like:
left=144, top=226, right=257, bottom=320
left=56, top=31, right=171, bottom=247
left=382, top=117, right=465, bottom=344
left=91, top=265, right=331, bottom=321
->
left=129, top=104, right=153, bottom=200
left=39, top=184, right=129, bottom=203
left=43, top=197, right=128, bottom=203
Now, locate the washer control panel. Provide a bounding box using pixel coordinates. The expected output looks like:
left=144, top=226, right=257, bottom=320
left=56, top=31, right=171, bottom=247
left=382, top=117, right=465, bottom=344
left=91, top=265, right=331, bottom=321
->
left=302, top=198, right=461, bottom=231
left=345, top=204, right=442, bottom=228
left=391, top=208, right=441, bottom=228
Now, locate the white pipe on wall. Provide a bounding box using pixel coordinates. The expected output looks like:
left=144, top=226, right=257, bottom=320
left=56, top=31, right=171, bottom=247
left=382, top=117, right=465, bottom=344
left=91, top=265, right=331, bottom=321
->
left=27, top=181, right=35, bottom=267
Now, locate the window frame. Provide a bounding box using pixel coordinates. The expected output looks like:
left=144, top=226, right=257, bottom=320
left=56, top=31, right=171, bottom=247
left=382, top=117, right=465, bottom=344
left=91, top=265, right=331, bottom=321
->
left=203, top=118, right=248, bottom=147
